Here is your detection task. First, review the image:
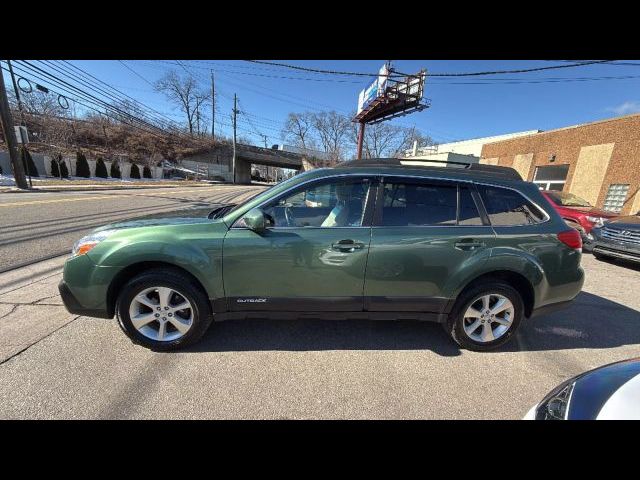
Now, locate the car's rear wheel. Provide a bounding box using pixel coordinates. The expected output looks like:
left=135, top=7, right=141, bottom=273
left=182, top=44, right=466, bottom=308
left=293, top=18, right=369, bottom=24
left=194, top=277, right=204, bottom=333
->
left=116, top=269, right=213, bottom=351
left=446, top=281, right=524, bottom=351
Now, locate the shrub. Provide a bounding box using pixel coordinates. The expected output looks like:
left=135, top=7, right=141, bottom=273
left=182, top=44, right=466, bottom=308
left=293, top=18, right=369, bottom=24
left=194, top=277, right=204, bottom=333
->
left=60, top=160, right=69, bottom=178
left=130, top=163, right=141, bottom=179
left=75, top=151, right=90, bottom=178
left=110, top=161, right=121, bottom=178
left=95, top=158, right=108, bottom=178
left=22, top=149, right=39, bottom=177
left=143, top=165, right=152, bottom=178
left=50, top=158, right=60, bottom=177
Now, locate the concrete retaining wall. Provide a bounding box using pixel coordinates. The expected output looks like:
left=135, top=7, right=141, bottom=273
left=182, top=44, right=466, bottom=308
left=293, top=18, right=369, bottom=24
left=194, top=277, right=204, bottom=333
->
left=1, top=151, right=163, bottom=180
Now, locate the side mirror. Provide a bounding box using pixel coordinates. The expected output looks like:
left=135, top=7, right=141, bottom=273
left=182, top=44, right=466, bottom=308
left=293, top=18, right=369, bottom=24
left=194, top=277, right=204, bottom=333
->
left=242, top=208, right=267, bottom=233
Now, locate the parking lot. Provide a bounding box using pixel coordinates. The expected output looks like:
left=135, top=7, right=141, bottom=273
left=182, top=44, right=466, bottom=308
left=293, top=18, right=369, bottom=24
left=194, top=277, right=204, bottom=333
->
left=0, top=252, right=637, bottom=419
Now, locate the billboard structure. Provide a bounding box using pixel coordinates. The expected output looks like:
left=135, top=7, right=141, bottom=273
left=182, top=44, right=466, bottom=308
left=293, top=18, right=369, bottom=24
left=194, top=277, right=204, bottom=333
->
left=353, top=62, right=430, bottom=159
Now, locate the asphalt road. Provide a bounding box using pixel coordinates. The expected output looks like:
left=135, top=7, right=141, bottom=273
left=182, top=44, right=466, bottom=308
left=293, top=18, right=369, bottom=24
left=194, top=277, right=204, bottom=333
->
left=0, top=253, right=638, bottom=419
left=0, top=184, right=266, bottom=272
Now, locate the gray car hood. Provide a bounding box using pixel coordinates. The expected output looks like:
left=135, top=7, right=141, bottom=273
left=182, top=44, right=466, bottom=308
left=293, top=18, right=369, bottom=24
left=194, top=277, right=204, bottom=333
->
left=606, top=215, right=640, bottom=230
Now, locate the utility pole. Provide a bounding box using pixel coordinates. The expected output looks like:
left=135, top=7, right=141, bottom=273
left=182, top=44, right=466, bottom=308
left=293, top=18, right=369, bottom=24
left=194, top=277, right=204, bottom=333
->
left=232, top=93, right=238, bottom=184
left=0, top=63, right=28, bottom=189
left=7, top=61, right=23, bottom=112
left=210, top=70, right=215, bottom=142
left=7, top=60, right=32, bottom=187
left=260, top=134, right=270, bottom=182
left=356, top=121, right=365, bottom=160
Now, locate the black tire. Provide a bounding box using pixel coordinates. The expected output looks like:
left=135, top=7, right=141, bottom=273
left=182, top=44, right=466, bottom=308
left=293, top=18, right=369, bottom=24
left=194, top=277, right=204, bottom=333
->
left=116, top=268, right=213, bottom=351
left=445, top=281, right=524, bottom=352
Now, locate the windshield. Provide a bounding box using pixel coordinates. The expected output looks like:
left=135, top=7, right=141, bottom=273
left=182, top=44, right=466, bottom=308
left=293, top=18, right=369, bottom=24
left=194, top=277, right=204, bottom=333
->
left=546, top=191, right=591, bottom=207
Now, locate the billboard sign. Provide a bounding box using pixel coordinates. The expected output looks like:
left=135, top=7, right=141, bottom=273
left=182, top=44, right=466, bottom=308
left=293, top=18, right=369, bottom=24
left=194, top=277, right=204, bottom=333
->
left=357, top=64, right=389, bottom=115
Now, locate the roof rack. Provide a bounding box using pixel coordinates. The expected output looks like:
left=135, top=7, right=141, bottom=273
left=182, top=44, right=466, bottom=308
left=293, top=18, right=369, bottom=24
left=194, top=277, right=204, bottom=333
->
left=335, top=158, right=523, bottom=181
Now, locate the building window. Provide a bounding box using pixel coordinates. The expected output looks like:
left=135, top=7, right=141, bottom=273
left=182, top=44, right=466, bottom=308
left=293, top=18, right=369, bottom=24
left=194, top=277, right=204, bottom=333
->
left=603, top=184, right=630, bottom=213
left=533, top=164, right=569, bottom=191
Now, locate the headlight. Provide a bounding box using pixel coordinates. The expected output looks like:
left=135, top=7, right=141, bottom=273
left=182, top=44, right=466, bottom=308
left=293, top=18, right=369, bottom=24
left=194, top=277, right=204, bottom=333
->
left=585, top=216, right=605, bottom=226
left=71, top=229, right=118, bottom=257
left=535, top=379, right=576, bottom=420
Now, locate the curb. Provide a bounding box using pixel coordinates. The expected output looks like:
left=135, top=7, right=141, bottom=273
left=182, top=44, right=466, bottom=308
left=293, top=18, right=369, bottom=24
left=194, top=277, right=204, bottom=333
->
left=0, top=182, right=231, bottom=194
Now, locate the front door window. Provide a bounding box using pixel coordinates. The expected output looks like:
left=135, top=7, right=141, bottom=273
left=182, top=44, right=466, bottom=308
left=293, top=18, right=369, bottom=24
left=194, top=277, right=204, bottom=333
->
left=262, top=179, right=369, bottom=228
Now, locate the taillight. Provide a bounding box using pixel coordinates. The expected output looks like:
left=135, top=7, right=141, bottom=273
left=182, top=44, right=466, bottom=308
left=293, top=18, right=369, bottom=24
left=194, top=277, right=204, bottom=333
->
left=557, top=229, right=582, bottom=250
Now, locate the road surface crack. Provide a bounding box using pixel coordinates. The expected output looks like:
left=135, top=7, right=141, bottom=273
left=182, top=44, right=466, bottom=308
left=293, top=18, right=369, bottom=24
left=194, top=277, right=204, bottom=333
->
left=0, top=315, right=82, bottom=367
left=0, top=304, right=19, bottom=320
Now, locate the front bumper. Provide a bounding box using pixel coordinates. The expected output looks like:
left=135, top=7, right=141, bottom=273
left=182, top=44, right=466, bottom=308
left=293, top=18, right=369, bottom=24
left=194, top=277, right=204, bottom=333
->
left=591, top=235, right=640, bottom=263
left=59, top=280, right=112, bottom=318
left=59, top=254, right=119, bottom=319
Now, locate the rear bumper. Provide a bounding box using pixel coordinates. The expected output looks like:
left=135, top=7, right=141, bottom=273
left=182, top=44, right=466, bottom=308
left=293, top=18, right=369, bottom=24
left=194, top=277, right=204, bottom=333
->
left=59, top=280, right=111, bottom=319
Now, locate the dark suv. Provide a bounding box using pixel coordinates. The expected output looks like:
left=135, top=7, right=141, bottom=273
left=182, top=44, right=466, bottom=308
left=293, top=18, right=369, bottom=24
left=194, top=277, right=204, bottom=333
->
left=59, top=159, right=585, bottom=352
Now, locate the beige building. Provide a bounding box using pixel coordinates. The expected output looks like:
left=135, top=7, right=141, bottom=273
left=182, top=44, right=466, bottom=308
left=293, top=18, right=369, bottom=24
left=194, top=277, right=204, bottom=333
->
left=481, top=113, right=640, bottom=215
left=405, top=130, right=541, bottom=160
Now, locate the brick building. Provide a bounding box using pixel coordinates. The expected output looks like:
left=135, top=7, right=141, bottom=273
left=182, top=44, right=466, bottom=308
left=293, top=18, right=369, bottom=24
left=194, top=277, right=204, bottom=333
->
left=480, top=113, right=640, bottom=215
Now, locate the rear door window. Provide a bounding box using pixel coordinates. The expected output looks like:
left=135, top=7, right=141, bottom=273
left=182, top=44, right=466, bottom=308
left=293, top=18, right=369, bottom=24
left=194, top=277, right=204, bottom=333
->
left=478, top=185, right=546, bottom=225
left=380, top=181, right=458, bottom=226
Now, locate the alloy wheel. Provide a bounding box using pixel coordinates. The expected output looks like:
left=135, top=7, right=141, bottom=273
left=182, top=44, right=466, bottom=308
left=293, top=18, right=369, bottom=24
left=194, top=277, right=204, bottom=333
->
left=128, top=287, right=194, bottom=342
left=462, top=294, right=515, bottom=343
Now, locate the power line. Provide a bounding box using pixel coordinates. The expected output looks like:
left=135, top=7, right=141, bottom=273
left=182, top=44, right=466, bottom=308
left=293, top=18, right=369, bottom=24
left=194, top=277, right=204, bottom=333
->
left=117, top=60, right=157, bottom=87
left=4, top=65, right=166, bottom=143
left=37, top=61, right=218, bottom=147
left=6, top=62, right=212, bottom=149
left=245, top=60, right=408, bottom=77
left=245, top=60, right=614, bottom=77
left=160, top=60, right=364, bottom=83
left=19, top=60, right=169, bottom=135
left=43, top=61, right=176, bottom=129
left=427, top=74, right=640, bottom=85
left=60, top=60, right=180, bottom=128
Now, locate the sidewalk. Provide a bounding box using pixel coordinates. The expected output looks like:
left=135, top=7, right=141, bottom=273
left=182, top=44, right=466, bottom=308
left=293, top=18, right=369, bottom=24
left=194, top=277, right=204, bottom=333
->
left=0, top=256, right=74, bottom=364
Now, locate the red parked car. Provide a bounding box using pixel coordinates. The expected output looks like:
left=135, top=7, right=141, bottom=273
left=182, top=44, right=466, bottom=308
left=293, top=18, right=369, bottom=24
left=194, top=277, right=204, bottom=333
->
left=541, top=191, right=618, bottom=251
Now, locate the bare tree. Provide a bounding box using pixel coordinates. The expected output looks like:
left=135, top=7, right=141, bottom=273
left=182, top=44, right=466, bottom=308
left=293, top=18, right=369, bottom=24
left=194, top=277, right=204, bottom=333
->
left=281, top=112, right=315, bottom=149
left=312, top=111, right=351, bottom=165
left=155, top=70, right=211, bottom=137
left=353, top=122, right=434, bottom=159
left=9, top=89, right=67, bottom=118
left=193, top=93, right=210, bottom=137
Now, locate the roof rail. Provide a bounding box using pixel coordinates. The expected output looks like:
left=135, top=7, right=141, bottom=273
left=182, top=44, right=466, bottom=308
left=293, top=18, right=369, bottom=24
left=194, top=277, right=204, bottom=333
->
left=335, top=158, right=523, bottom=180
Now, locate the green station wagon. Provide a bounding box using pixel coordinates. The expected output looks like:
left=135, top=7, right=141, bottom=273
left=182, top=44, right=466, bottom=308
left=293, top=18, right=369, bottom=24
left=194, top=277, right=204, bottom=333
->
left=59, top=159, right=585, bottom=351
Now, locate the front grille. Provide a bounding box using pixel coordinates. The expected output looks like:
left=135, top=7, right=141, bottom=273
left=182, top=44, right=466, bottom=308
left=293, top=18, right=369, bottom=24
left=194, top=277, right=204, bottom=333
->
left=601, top=226, right=640, bottom=246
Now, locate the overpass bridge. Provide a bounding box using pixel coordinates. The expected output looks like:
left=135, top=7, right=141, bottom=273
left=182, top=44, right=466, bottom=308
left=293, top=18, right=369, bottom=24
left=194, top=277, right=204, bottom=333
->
left=180, top=143, right=306, bottom=184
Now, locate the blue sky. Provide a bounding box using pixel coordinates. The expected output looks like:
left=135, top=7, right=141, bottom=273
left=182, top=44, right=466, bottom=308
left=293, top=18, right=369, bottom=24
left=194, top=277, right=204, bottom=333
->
left=41, top=60, right=640, bottom=146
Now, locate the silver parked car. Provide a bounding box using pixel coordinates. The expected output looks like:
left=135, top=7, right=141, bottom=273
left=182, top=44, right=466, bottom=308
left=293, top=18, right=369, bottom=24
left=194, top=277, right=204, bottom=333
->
left=591, top=211, right=640, bottom=264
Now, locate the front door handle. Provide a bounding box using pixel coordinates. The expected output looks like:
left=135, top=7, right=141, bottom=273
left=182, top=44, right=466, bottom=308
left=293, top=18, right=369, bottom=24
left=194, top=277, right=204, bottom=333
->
left=331, top=240, right=365, bottom=252
left=454, top=239, right=485, bottom=251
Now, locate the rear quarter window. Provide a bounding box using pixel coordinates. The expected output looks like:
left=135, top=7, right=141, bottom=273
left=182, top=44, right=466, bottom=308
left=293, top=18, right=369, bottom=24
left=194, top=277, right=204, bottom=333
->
left=478, top=185, right=547, bottom=226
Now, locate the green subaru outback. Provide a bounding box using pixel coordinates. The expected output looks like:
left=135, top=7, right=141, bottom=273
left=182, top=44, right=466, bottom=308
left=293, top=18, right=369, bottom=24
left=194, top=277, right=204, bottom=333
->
left=59, top=159, right=584, bottom=352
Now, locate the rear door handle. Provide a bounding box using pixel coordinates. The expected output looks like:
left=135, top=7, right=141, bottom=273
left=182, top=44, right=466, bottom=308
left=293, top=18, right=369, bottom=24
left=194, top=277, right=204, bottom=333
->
left=454, top=240, right=485, bottom=250
left=331, top=240, right=365, bottom=252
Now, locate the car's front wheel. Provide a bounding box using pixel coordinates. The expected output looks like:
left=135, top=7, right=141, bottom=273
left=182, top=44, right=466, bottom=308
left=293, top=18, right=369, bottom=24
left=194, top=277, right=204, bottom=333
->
left=446, top=281, right=524, bottom=351
left=116, top=269, right=213, bottom=351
